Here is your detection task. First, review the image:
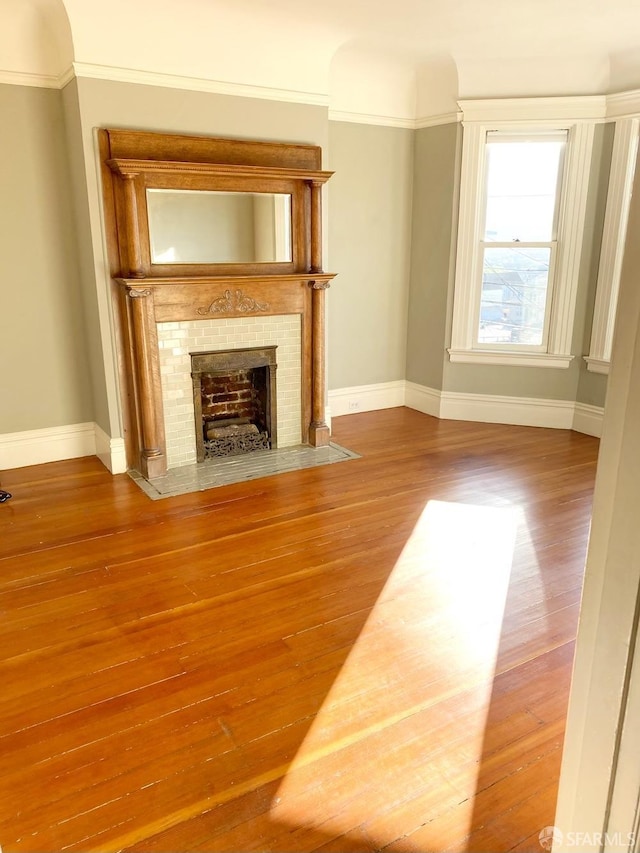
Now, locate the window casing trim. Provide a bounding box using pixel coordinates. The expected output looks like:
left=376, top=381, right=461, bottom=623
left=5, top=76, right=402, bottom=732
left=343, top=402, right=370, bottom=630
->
left=449, top=118, right=596, bottom=368
left=448, top=348, right=574, bottom=368
left=585, top=117, right=639, bottom=374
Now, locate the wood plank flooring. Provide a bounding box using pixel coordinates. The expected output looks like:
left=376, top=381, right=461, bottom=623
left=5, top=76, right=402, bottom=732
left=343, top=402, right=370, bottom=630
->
left=0, top=408, right=599, bottom=852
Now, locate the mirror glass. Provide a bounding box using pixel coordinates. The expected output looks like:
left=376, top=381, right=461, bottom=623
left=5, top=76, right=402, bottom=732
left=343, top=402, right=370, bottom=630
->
left=147, top=189, right=292, bottom=264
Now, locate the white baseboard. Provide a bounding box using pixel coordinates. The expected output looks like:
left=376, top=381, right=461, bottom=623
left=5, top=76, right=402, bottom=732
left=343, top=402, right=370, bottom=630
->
left=0, top=422, right=97, bottom=470
left=0, top=422, right=132, bottom=472
left=0, top=390, right=603, bottom=474
left=405, top=381, right=441, bottom=417
left=328, top=380, right=406, bottom=417
left=95, top=424, right=128, bottom=474
left=439, top=390, right=575, bottom=429
left=329, top=380, right=604, bottom=436
left=573, top=402, right=605, bottom=437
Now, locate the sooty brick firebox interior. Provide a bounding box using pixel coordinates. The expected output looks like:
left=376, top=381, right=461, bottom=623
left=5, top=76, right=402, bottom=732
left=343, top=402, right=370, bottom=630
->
left=191, top=347, right=277, bottom=462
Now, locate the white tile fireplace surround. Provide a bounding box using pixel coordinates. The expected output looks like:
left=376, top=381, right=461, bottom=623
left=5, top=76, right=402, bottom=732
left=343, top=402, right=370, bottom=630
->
left=158, top=315, right=302, bottom=469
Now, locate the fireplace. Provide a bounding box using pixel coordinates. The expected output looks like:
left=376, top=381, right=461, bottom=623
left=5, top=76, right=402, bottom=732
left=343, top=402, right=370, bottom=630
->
left=191, top=346, right=277, bottom=461
left=100, top=129, right=336, bottom=479
left=157, top=315, right=301, bottom=469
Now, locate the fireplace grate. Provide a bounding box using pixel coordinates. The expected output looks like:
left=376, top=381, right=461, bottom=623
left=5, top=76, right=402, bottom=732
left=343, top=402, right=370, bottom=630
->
left=204, top=427, right=270, bottom=458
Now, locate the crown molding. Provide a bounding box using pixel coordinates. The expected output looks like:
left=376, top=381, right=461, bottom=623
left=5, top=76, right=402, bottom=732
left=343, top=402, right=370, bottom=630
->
left=606, top=88, right=640, bottom=119
left=329, top=109, right=462, bottom=129
left=58, top=65, right=75, bottom=88
left=458, top=95, right=608, bottom=123
left=69, top=62, right=329, bottom=107
left=0, top=69, right=60, bottom=89
left=415, top=110, right=462, bottom=129
left=328, top=109, right=415, bottom=129
left=5, top=61, right=640, bottom=126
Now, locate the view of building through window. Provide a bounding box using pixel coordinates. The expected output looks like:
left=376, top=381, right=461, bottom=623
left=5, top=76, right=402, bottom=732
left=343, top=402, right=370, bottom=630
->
left=478, top=134, right=566, bottom=346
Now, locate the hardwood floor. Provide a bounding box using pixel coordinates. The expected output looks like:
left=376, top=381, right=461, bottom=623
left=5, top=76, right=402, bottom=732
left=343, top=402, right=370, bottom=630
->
left=0, top=408, right=599, bottom=852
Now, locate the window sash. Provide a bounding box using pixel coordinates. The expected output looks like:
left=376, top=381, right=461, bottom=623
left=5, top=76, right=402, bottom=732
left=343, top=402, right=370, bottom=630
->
left=486, top=130, right=569, bottom=144
left=482, top=141, right=566, bottom=245
left=473, top=131, right=566, bottom=350
left=449, top=117, right=595, bottom=369
left=473, top=240, right=558, bottom=351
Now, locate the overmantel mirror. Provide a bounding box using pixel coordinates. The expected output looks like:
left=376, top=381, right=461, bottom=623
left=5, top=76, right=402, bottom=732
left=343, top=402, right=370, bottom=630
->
left=99, top=128, right=336, bottom=479
left=146, top=189, right=293, bottom=266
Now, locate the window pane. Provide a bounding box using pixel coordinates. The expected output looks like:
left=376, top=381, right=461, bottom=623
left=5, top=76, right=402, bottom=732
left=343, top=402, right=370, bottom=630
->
left=478, top=247, right=551, bottom=345
left=484, top=140, right=565, bottom=242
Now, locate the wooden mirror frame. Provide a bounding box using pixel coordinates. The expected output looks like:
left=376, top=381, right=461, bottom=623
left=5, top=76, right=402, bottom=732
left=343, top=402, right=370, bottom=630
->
left=99, top=128, right=336, bottom=478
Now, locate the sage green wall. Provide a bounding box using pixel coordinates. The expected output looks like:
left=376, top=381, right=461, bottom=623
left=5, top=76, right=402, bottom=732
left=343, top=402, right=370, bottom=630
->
left=14, top=72, right=610, bottom=450
left=327, top=121, right=414, bottom=389
left=405, top=122, right=461, bottom=391
left=577, top=366, right=608, bottom=407
left=441, top=123, right=612, bottom=402
left=61, top=79, right=111, bottom=433
left=576, top=123, right=615, bottom=408
left=0, top=83, right=92, bottom=435
left=66, top=77, right=328, bottom=437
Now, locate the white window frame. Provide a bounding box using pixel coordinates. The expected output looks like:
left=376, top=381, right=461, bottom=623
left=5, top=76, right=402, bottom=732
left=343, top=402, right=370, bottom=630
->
left=585, top=117, right=639, bottom=375
left=449, top=102, right=598, bottom=369
left=475, top=130, right=566, bottom=353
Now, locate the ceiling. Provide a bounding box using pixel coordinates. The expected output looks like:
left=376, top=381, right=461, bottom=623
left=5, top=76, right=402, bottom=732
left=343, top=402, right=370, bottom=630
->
left=3, top=0, right=640, bottom=119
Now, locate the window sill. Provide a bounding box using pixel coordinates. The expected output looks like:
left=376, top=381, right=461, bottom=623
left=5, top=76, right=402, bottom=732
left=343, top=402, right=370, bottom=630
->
left=584, top=356, right=610, bottom=375
left=448, top=348, right=574, bottom=369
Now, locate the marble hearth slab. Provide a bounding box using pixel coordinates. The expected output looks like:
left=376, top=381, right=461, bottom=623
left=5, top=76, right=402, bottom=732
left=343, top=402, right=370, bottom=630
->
left=129, top=442, right=359, bottom=500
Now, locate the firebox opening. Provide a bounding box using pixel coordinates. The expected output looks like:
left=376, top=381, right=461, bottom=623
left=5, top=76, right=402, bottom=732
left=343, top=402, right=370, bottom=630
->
left=202, top=368, right=270, bottom=458
left=191, top=347, right=278, bottom=462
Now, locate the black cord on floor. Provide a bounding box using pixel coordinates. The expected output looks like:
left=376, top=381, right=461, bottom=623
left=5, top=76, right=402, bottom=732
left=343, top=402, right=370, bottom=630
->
left=0, top=490, right=12, bottom=503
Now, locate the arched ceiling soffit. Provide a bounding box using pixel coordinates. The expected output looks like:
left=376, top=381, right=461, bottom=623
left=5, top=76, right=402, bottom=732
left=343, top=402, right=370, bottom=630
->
left=60, top=0, right=343, bottom=98
left=327, top=0, right=640, bottom=115
left=421, top=0, right=640, bottom=99
left=6, top=0, right=640, bottom=108
left=329, top=40, right=422, bottom=121
left=1, top=0, right=72, bottom=78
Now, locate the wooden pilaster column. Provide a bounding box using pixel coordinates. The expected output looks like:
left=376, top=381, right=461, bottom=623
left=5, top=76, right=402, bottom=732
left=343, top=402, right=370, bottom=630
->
left=127, top=287, right=166, bottom=478
left=309, top=280, right=331, bottom=446
left=123, top=174, right=144, bottom=278
left=310, top=180, right=323, bottom=274
left=308, top=180, right=331, bottom=446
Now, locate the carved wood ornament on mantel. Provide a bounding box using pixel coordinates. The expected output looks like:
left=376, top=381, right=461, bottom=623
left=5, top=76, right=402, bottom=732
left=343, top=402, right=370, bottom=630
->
left=100, top=128, right=336, bottom=479
left=196, top=289, right=270, bottom=316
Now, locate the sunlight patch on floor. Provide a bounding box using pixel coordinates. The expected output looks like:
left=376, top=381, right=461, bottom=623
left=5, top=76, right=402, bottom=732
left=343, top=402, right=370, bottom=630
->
left=270, top=499, right=520, bottom=848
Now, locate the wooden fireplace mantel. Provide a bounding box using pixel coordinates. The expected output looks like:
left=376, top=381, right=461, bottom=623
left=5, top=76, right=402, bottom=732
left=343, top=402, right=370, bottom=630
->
left=100, top=129, right=336, bottom=478
left=116, top=273, right=336, bottom=478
